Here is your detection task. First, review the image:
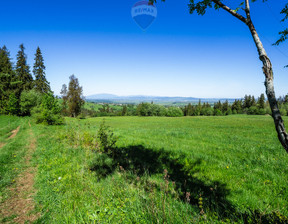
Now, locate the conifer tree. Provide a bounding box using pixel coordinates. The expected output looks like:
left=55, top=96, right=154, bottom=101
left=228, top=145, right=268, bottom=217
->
left=60, top=84, right=68, bottom=115
left=258, top=94, right=265, bottom=109
left=33, top=47, right=51, bottom=93
left=222, top=100, right=229, bottom=114
left=0, top=46, right=13, bottom=75
left=122, top=105, right=128, bottom=116
left=0, top=46, right=14, bottom=113
left=15, top=44, right=33, bottom=92
left=67, top=75, right=85, bottom=117
left=251, top=96, right=257, bottom=107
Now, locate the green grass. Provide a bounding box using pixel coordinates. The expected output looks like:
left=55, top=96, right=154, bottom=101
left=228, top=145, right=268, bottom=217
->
left=0, top=116, right=30, bottom=203
left=29, top=115, right=288, bottom=223
left=0, top=115, right=24, bottom=142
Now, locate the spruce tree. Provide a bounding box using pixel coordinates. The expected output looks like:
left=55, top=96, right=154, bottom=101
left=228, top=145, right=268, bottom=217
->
left=0, top=46, right=14, bottom=113
left=33, top=47, right=51, bottom=94
left=0, top=46, right=13, bottom=74
left=222, top=100, right=229, bottom=114
left=67, top=75, right=84, bottom=117
left=60, top=84, right=68, bottom=115
left=258, top=94, right=265, bottom=109
left=251, top=96, right=257, bottom=107
left=15, top=44, right=33, bottom=92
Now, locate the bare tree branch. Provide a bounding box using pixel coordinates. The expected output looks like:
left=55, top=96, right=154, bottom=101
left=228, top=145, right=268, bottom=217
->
left=245, top=0, right=251, bottom=21
left=211, top=0, right=248, bottom=24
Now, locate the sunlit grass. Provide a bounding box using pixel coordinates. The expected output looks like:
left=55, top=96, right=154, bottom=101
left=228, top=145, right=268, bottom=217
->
left=0, top=117, right=30, bottom=204
left=31, top=115, right=288, bottom=223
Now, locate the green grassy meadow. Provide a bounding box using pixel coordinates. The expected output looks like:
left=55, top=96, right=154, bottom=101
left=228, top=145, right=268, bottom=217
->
left=1, top=115, right=288, bottom=223
left=0, top=116, right=30, bottom=201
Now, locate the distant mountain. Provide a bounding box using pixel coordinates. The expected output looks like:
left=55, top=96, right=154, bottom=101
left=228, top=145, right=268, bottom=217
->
left=86, top=94, right=120, bottom=100
left=85, top=93, right=237, bottom=104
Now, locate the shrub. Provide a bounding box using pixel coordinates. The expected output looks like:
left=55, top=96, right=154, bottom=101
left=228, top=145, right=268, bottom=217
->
left=97, top=120, right=118, bottom=154
left=214, top=109, right=222, bottom=116
left=280, top=108, right=287, bottom=116
left=32, top=93, right=64, bottom=125
left=247, top=106, right=258, bottom=115
left=226, top=108, right=232, bottom=115
left=6, top=93, right=19, bottom=115
left=166, top=107, right=184, bottom=117
left=20, top=89, right=42, bottom=116
left=258, top=108, right=266, bottom=115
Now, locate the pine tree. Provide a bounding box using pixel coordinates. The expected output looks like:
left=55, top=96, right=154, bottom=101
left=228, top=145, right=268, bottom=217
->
left=258, top=94, right=265, bottom=109
left=187, top=103, right=193, bottom=116
left=222, top=100, right=229, bottom=114
left=0, top=46, right=14, bottom=113
left=7, top=93, right=19, bottom=115
left=33, top=47, right=51, bottom=93
left=243, top=95, right=252, bottom=109
left=60, top=84, right=68, bottom=115
left=67, top=75, right=85, bottom=117
left=0, top=46, right=13, bottom=75
left=122, top=105, right=127, bottom=116
left=251, top=96, right=257, bottom=107
left=15, top=44, right=33, bottom=92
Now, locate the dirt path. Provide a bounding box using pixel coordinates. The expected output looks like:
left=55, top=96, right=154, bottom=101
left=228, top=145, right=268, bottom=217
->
left=0, top=126, right=21, bottom=150
left=8, top=126, right=21, bottom=140
left=0, top=124, right=39, bottom=223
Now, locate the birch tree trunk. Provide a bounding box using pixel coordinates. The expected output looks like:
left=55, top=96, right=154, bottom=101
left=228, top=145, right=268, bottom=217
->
left=247, top=21, right=288, bottom=152
left=211, top=0, right=288, bottom=152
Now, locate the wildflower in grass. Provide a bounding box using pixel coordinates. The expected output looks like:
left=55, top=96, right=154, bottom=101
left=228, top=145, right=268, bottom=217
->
left=226, top=166, right=229, bottom=169
left=198, top=195, right=203, bottom=208
left=58, top=177, right=62, bottom=180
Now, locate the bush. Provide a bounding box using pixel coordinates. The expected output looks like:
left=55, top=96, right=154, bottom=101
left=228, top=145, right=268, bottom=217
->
left=258, top=108, right=266, bottom=115
left=20, top=89, right=42, bottom=116
left=6, top=93, right=19, bottom=115
left=226, top=108, right=232, bottom=115
left=280, top=108, right=287, bottom=116
left=166, top=107, right=184, bottom=117
left=32, top=93, right=64, bottom=125
left=247, top=106, right=258, bottom=115
left=265, top=107, right=272, bottom=115
left=97, top=120, right=118, bottom=154
left=214, top=109, right=222, bottom=116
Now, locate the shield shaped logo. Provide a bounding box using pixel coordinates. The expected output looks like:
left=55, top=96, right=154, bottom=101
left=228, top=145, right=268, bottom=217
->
left=131, top=1, right=157, bottom=30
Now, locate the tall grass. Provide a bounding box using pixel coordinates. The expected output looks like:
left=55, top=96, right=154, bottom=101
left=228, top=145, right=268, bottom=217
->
left=0, top=117, right=30, bottom=203
left=31, top=115, right=288, bottom=223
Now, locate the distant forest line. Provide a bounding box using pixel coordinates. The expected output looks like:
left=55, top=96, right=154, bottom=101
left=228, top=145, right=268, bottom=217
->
left=81, top=93, right=288, bottom=118
left=2, top=44, right=288, bottom=121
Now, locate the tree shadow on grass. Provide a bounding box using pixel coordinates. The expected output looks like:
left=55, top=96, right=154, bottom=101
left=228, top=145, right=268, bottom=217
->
left=91, top=145, right=235, bottom=219
left=90, top=145, right=287, bottom=223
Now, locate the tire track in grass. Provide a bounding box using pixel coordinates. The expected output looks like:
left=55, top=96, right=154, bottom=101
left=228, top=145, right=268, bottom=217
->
left=0, top=122, right=39, bottom=223
left=0, top=126, right=21, bottom=150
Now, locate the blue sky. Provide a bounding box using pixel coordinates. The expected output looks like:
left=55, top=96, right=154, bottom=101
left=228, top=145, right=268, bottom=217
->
left=0, top=0, right=287, bottom=98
